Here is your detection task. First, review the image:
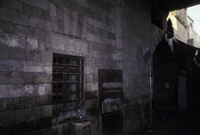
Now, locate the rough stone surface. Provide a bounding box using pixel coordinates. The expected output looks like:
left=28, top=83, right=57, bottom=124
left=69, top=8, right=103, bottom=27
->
left=0, top=20, right=14, bottom=34
left=2, top=0, right=23, bottom=12
left=0, top=0, right=180, bottom=135
left=34, top=73, right=52, bottom=83
left=0, top=45, right=9, bottom=60
left=46, top=33, right=69, bottom=51
left=41, top=52, right=52, bottom=63
left=21, top=0, right=49, bottom=10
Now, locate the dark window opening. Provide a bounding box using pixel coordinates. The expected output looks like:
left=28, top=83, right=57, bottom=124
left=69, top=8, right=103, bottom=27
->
left=52, top=54, right=84, bottom=125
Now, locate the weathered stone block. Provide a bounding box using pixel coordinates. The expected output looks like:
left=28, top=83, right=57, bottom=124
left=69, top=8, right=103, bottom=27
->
left=27, top=96, right=36, bottom=109
left=2, top=0, right=23, bottom=12
left=41, top=51, right=52, bottom=63
left=24, top=84, right=35, bottom=96
left=86, top=99, right=98, bottom=110
left=51, top=16, right=58, bottom=33
left=35, top=116, right=52, bottom=130
left=15, top=109, right=26, bottom=123
left=57, top=19, right=64, bottom=34
left=0, top=33, right=20, bottom=47
left=64, top=9, right=71, bottom=35
left=85, top=74, right=94, bottom=83
left=86, top=100, right=91, bottom=109
left=26, top=50, right=41, bottom=62
left=51, top=124, right=63, bottom=135
left=72, top=11, right=78, bottom=36
left=84, top=66, right=93, bottom=74
left=14, top=24, right=34, bottom=37
left=85, top=82, right=98, bottom=91
left=88, top=17, right=98, bottom=28
left=20, top=36, right=27, bottom=49
left=0, top=85, right=8, bottom=98
left=24, top=3, right=50, bottom=21
left=88, top=8, right=103, bottom=23
left=34, top=29, right=47, bottom=41
left=35, top=95, right=52, bottom=106
left=44, top=62, right=52, bottom=73
left=38, top=40, right=46, bottom=51
left=26, top=38, right=38, bottom=50
left=37, top=84, right=46, bottom=96
left=46, top=33, right=69, bottom=51
left=91, top=99, right=98, bottom=108
left=34, top=73, right=52, bottom=83
left=90, top=50, right=102, bottom=58
left=34, top=105, right=52, bottom=119
left=0, top=98, right=14, bottom=112
left=49, top=2, right=56, bottom=17
left=14, top=96, right=35, bottom=109
left=23, top=61, right=44, bottom=72
left=89, top=25, right=115, bottom=41
left=102, top=52, right=112, bottom=60
left=0, top=72, right=10, bottom=84
left=0, top=45, right=9, bottom=60
left=24, top=108, right=35, bottom=121
left=85, top=32, right=102, bottom=44
left=0, top=20, right=14, bottom=34
left=45, top=21, right=52, bottom=32
left=29, top=16, right=45, bottom=29
left=11, top=120, right=35, bottom=134
left=21, top=72, right=34, bottom=84
left=0, top=60, right=22, bottom=72
left=7, top=85, right=25, bottom=97
left=85, top=91, right=97, bottom=100
left=10, top=72, right=34, bottom=84
left=9, top=47, right=25, bottom=60
left=95, top=59, right=106, bottom=67
left=88, top=41, right=98, bottom=50
left=84, top=58, right=95, bottom=66
left=86, top=108, right=97, bottom=117
left=0, top=111, right=15, bottom=126
left=45, top=84, right=52, bottom=95
left=32, top=125, right=44, bottom=134
left=21, top=0, right=49, bottom=10
left=76, top=0, right=88, bottom=8
left=57, top=8, right=64, bottom=21
left=0, top=7, right=28, bottom=26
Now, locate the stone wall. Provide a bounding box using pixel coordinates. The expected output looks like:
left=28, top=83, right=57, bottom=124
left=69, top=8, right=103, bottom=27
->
left=0, top=0, right=119, bottom=134
left=174, top=18, right=188, bottom=43
left=187, top=16, right=200, bottom=47
left=0, top=0, right=174, bottom=134
left=119, top=0, right=168, bottom=134
left=168, top=9, right=200, bottom=47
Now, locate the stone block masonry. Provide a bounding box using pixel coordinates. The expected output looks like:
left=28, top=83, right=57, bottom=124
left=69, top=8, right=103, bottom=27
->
left=0, top=0, right=119, bottom=135
left=0, top=0, right=160, bottom=134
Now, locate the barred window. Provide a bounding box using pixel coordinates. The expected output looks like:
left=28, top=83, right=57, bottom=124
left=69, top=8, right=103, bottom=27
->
left=52, top=54, right=84, bottom=125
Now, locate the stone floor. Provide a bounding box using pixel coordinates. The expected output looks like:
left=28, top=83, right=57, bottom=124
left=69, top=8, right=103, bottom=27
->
left=133, top=111, right=200, bottom=135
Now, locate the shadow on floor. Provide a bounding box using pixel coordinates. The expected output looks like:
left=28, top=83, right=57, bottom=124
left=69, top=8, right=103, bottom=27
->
left=133, top=110, right=200, bottom=135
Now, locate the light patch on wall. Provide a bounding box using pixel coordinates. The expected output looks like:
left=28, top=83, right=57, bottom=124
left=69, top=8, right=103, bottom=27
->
left=38, top=85, right=46, bottom=95
left=167, top=12, right=177, bottom=30
left=143, top=46, right=151, bottom=63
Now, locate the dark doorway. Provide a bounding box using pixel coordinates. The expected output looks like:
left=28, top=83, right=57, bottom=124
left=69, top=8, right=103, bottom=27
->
left=153, top=40, right=178, bottom=111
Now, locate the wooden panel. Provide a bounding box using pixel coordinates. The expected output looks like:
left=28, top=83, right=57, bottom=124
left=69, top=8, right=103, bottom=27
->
left=99, top=69, right=123, bottom=135
left=100, top=69, right=122, bottom=83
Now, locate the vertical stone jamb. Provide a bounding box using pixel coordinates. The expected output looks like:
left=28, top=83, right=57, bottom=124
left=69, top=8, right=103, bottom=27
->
left=115, top=0, right=123, bottom=70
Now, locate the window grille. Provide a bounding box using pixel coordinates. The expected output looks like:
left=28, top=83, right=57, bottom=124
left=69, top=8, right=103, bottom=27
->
left=52, top=54, right=84, bottom=125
